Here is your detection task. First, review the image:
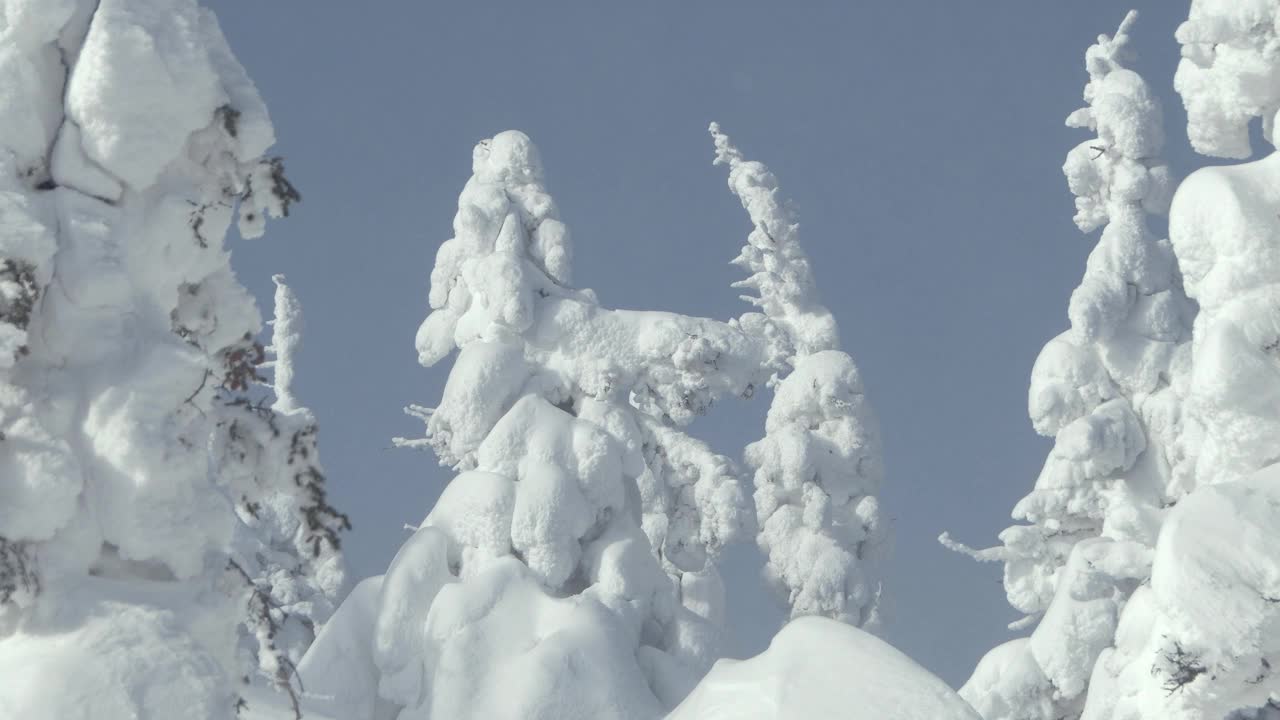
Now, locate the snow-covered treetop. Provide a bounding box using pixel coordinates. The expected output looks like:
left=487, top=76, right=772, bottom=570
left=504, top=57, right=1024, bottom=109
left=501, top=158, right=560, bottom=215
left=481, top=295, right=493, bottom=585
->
left=414, top=130, right=571, bottom=370
left=949, top=13, right=1197, bottom=719
left=268, top=274, right=303, bottom=413
left=410, top=130, right=768, bottom=469
left=1064, top=10, right=1173, bottom=236
left=712, top=125, right=886, bottom=629
left=710, top=122, right=838, bottom=364
left=1175, top=0, right=1280, bottom=158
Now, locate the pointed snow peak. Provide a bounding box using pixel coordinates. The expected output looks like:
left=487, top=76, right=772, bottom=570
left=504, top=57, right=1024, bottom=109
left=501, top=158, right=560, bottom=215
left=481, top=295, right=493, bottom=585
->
left=270, top=274, right=302, bottom=413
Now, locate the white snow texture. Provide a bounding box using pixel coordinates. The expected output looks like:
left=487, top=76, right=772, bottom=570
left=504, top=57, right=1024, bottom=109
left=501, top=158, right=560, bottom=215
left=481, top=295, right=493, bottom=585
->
left=958, top=5, right=1280, bottom=720
left=0, top=1, right=343, bottom=718
left=299, top=126, right=890, bottom=718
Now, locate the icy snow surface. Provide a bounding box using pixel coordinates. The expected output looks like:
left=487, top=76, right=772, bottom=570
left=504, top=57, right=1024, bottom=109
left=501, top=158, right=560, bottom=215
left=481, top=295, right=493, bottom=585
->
left=667, top=616, right=981, bottom=720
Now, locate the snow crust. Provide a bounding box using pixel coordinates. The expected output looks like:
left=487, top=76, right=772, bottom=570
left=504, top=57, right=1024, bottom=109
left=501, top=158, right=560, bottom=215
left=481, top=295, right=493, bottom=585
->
left=668, top=616, right=981, bottom=720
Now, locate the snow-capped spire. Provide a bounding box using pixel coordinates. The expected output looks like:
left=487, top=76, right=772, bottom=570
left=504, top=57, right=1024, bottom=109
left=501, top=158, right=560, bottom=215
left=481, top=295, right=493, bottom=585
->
left=269, top=273, right=302, bottom=413
left=712, top=124, right=887, bottom=629
left=710, top=122, right=837, bottom=362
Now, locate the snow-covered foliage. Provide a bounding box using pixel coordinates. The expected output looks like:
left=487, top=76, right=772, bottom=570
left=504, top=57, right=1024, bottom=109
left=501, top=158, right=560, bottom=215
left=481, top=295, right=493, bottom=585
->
left=0, top=1, right=343, bottom=718
left=307, top=129, right=775, bottom=719
left=711, top=124, right=886, bottom=629
left=1175, top=0, right=1280, bottom=159
left=302, top=123, right=890, bottom=716
left=1060, top=11, right=1280, bottom=714
left=222, top=275, right=349, bottom=694
left=948, top=12, right=1198, bottom=719
left=1076, top=464, right=1280, bottom=719
left=668, top=616, right=981, bottom=720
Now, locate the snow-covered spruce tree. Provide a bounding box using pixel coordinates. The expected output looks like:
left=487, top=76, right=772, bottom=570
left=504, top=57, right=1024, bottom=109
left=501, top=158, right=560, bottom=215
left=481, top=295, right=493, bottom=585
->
left=300, top=129, right=769, bottom=720
left=946, top=12, right=1197, bottom=720
left=0, top=2, right=344, bottom=718
left=1064, top=3, right=1280, bottom=717
left=299, top=126, right=888, bottom=717
left=221, top=275, right=349, bottom=691
left=710, top=124, right=887, bottom=629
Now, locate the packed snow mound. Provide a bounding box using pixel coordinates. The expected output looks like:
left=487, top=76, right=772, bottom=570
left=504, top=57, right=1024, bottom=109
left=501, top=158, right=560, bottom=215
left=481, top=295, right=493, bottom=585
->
left=959, top=638, right=1054, bottom=720
left=0, top=578, right=231, bottom=720
left=668, top=616, right=980, bottom=720
left=294, top=577, right=389, bottom=720
left=398, top=557, right=666, bottom=720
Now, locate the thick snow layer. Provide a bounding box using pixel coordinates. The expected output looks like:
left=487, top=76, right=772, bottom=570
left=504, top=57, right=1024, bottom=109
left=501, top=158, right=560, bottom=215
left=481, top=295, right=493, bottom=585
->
left=954, top=13, right=1195, bottom=719
left=359, top=129, right=790, bottom=718
left=1169, top=152, right=1280, bottom=487
left=960, top=639, right=1054, bottom=720
left=1077, top=463, right=1280, bottom=719
left=668, top=616, right=981, bottom=720
left=0, top=1, right=341, bottom=718
left=1175, top=0, right=1280, bottom=158
left=747, top=350, right=885, bottom=626
left=295, top=577, right=391, bottom=720
left=0, top=577, right=233, bottom=720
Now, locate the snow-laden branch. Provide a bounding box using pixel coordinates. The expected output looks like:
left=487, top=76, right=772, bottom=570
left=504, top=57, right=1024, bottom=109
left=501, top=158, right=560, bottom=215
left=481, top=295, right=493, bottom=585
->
left=710, top=122, right=837, bottom=364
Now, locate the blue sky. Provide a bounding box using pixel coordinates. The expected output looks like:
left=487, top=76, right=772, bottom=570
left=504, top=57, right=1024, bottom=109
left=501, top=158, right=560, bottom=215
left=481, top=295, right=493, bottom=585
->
left=211, top=1, right=1204, bottom=686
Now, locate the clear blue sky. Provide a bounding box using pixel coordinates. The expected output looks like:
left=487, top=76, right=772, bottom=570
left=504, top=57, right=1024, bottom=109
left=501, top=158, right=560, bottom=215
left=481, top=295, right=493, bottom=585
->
left=211, top=1, right=1202, bottom=687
